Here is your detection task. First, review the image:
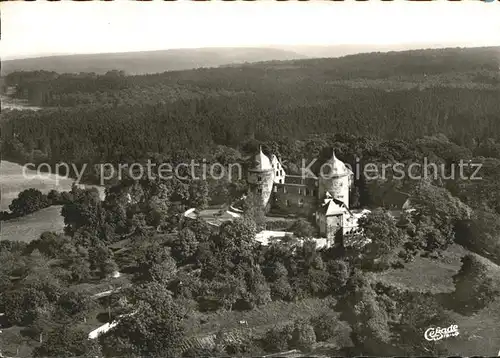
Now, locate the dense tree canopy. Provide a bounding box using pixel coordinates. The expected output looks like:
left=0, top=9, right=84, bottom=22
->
left=8, top=189, right=50, bottom=217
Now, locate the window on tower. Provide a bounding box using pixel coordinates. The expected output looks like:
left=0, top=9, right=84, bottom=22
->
left=257, top=176, right=262, bottom=182
left=258, top=189, right=262, bottom=194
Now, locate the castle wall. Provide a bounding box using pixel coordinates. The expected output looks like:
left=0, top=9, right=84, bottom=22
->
left=248, top=169, right=274, bottom=208
left=285, top=175, right=318, bottom=187
left=317, top=213, right=326, bottom=236
left=319, top=174, right=350, bottom=207
left=326, top=215, right=343, bottom=240
left=271, top=183, right=318, bottom=217
left=316, top=212, right=343, bottom=241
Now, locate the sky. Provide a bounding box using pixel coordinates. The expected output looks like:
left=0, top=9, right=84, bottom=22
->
left=1, top=0, right=499, bottom=60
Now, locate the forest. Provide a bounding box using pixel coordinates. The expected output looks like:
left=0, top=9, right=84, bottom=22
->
left=2, top=47, right=499, bottom=168
left=1, top=46, right=500, bottom=356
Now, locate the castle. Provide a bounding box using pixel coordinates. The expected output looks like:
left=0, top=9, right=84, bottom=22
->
left=247, top=147, right=361, bottom=243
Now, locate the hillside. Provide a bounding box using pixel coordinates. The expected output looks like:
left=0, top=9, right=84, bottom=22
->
left=2, top=45, right=500, bottom=358
left=1, top=47, right=306, bottom=75
left=278, top=42, right=478, bottom=59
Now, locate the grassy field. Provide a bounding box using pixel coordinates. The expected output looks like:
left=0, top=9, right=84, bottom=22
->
left=368, top=244, right=500, bottom=356
left=186, top=297, right=340, bottom=337
left=0, top=325, right=38, bottom=358
left=184, top=295, right=352, bottom=354
left=441, top=252, right=500, bottom=357
left=367, top=244, right=469, bottom=293
left=0, top=160, right=105, bottom=243
left=444, top=299, right=500, bottom=356
left=0, top=206, right=65, bottom=242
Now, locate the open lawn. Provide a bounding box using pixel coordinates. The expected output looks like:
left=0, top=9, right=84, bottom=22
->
left=442, top=252, right=500, bottom=356
left=367, top=244, right=469, bottom=293
left=0, top=325, right=39, bottom=357
left=369, top=244, right=500, bottom=356
left=0, top=206, right=64, bottom=242
left=184, top=296, right=351, bottom=348
left=442, top=298, right=500, bottom=356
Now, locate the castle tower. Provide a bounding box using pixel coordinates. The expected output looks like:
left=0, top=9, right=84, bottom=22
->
left=318, top=150, right=352, bottom=207
left=247, top=147, right=275, bottom=209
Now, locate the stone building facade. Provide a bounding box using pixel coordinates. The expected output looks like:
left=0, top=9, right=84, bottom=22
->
left=247, top=147, right=357, bottom=241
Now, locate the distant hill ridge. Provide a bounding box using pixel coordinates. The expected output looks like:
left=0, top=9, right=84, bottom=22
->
left=1, top=47, right=307, bottom=75
left=3, top=45, right=498, bottom=78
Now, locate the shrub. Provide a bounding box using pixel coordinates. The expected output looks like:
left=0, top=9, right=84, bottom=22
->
left=310, top=312, right=341, bottom=342
left=290, top=320, right=316, bottom=352
left=265, top=220, right=292, bottom=231
left=262, top=324, right=292, bottom=353
left=9, top=188, right=50, bottom=217
left=215, top=329, right=259, bottom=355
left=451, top=254, right=500, bottom=314
left=290, top=218, right=316, bottom=238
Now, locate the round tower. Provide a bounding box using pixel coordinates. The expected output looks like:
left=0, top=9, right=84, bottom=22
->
left=318, top=150, right=351, bottom=207
left=247, top=147, right=275, bottom=209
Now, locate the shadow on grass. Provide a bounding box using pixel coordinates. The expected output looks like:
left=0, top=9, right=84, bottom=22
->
left=19, top=327, right=37, bottom=340
left=0, top=315, right=11, bottom=329
left=437, top=291, right=493, bottom=316
left=96, top=311, right=117, bottom=323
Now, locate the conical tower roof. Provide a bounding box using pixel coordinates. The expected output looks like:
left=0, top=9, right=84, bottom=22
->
left=322, top=149, right=350, bottom=177
left=249, top=146, right=273, bottom=171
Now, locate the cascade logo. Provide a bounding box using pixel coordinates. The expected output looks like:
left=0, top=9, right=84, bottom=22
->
left=424, top=325, right=459, bottom=341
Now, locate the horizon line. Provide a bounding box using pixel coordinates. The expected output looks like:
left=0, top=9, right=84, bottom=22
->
left=3, top=42, right=499, bottom=62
